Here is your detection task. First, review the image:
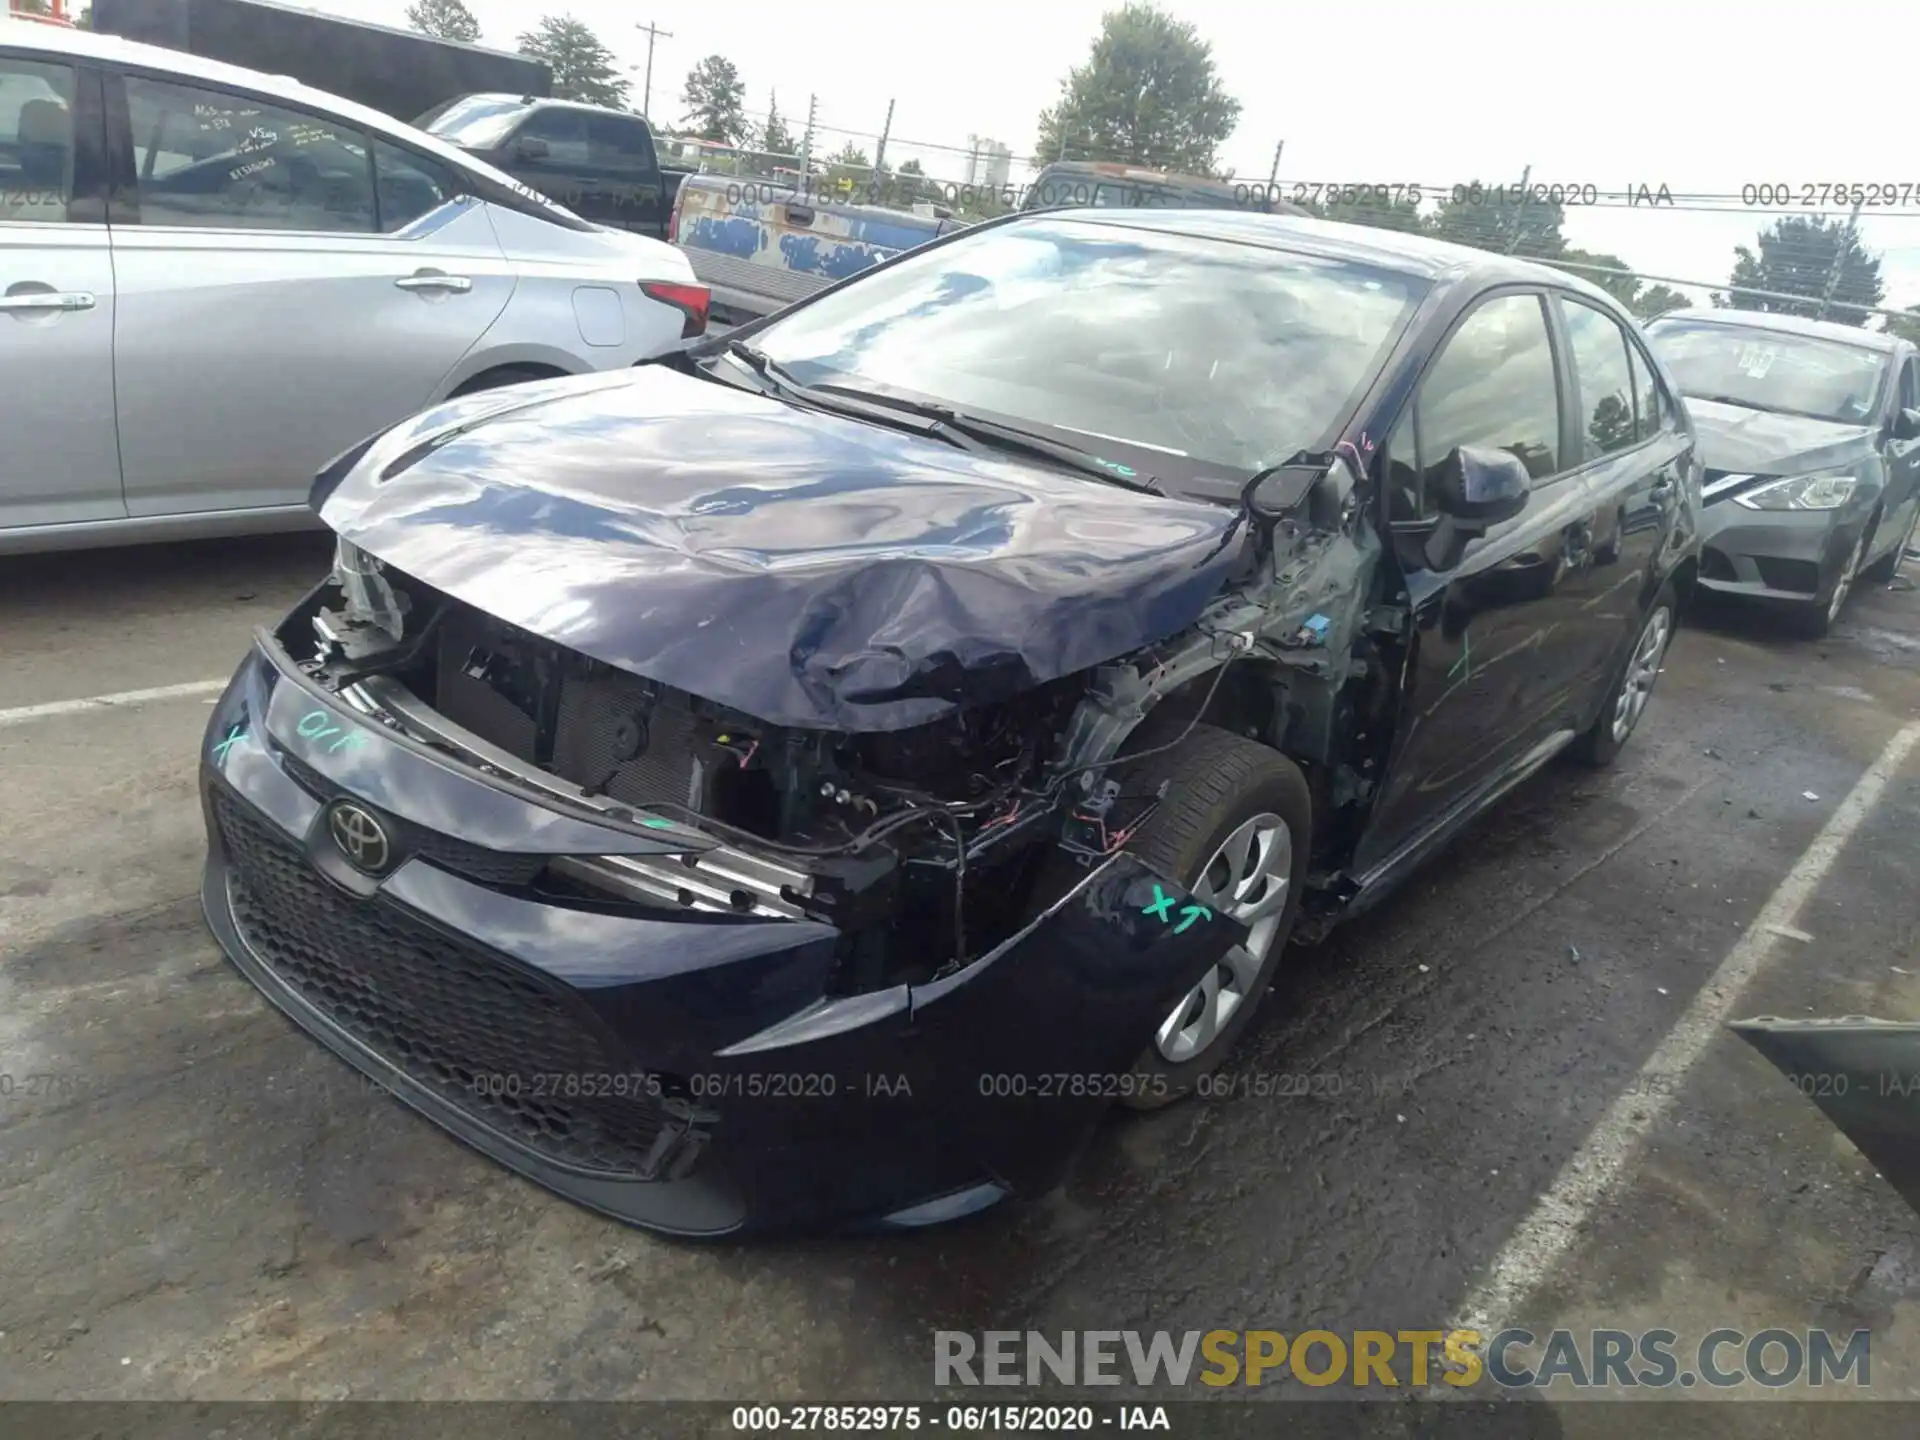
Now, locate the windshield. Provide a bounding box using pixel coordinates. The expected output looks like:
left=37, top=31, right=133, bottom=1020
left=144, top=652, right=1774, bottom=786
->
left=419, top=95, right=529, bottom=151
left=1646, top=320, right=1890, bottom=426
left=749, top=216, right=1426, bottom=477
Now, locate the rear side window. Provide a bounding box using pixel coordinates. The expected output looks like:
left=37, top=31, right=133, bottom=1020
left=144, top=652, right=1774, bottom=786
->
left=372, top=138, right=464, bottom=232
left=587, top=114, right=653, bottom=172
left=1557, top=297, right=1639, bottom=460
left=1416, top=293, right=1562, bottom=486
left=0, top=58, right=76, bottom=223
left=124, top=75, right=375, bottom=232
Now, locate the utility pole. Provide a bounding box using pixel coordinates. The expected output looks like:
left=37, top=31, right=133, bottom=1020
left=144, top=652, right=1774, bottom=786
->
left=1503, top=164, right=1532, bottom=254
left=1816, top=197, right=1866, bottom=321
left=1266, top=139, right=1284, bottom=190
left=873, top=99, right=894, bottom=176
left=634, top=21, right=673, bottom=121
left=798, top=93, right=818, bottom=196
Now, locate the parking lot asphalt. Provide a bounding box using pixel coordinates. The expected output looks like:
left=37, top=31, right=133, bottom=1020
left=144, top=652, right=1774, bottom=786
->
left=3, top=533, right=1919, bottom=1408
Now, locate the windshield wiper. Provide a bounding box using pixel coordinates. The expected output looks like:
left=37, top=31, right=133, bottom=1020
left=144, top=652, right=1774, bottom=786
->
left=709, top=343, right=980, bottom=449
left=1688, top=393, right=1853, bottom=425
left=808, top=385, right=1165, bottom=494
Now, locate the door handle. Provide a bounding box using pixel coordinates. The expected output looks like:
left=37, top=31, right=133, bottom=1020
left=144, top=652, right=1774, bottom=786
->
left=0, top=291, right=95, bottom=313
left=395, top=273, right=473, bottom=293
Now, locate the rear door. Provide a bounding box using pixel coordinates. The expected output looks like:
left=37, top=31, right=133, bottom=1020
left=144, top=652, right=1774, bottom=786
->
left=1549, top=294, right=1687, bottom=694
left=1355, top=289, right=1592, bottom=876
left=106, top=68, right=515, bottom=518
left=584, top=111, right=664, bottom=236
left=0, top=52, right=121, bottom=532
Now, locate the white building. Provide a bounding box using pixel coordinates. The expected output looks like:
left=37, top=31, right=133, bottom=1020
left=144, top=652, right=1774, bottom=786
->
left=965, top=137, right=1013, bottom=191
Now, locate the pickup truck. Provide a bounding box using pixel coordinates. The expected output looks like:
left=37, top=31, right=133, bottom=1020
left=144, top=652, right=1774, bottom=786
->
left=415, top=93, right=692, bottom=240
left=669, top=173, right=967, bottom=323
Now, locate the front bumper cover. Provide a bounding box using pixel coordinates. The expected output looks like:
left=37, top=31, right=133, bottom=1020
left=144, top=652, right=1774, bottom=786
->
left=197, top=635, right=1243, bottom=1236
left=1696, top=499, right=1868, bottom=603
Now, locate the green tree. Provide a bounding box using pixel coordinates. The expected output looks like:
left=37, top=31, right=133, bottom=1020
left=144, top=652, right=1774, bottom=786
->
left=680, top=55, right=748, bottom=146
left=1320, top=190, right=1425, bottom=234
left=761, top=91, right=797, bottom=159
left=14, top=0, right=49, bottom=13
left=1883, top=304, right=1920, bottom=347
left=74, top=1, right=92, bottom=24
left=1428, top=183, right=1568, bottom=259
left=1631, top=284, right=1692, bottom=321
left=1033, top=3, right=1241, bottom=174
left=517, top=17, right=629, bottom=108
left=1726, top=215, right=1885, bottom=326
left=406, top=0, right=480, bottom=43
left=1553, top=248, right=1638, bottom=307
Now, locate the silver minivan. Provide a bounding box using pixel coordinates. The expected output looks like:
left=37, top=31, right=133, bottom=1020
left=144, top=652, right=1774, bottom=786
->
left=1, top=22, right=709, bottom=554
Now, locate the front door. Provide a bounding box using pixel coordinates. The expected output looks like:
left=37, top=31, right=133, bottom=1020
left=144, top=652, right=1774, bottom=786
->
left=0, top=54, right=121, bottom=533
left=1354, top=289, right=1592, bottom=877
left=106, top=70, right=513, bottom=518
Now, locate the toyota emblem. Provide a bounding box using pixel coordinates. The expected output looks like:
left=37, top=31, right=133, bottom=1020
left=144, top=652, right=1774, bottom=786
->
left=327, top=801, right=392, bottom=874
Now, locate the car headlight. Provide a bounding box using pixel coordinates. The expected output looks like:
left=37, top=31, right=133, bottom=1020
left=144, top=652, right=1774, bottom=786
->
left=1733, top=473, right=1857, bottom=511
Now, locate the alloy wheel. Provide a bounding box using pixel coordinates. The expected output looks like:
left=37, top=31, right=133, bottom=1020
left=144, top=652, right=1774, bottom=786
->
left=1153, top=812, right=1292, bottom=1064
left=1610, top=604, right=1672, bottom=744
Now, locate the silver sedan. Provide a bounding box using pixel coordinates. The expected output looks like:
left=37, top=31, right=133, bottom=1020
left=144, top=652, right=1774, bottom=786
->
left=1, top=23, right=707, bottom=554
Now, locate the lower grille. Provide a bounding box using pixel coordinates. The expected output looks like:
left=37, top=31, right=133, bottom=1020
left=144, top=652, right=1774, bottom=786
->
left=1754, top=556, right=1822, bottom=595
left=212, top=789, right=675, bottom=1177
left=1700, top=547, right=1738, bottom=582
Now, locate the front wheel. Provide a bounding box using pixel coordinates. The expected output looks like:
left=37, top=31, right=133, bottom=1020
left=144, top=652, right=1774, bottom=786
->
left=1091, top=724, right=1314, bottom=1111
left=1574, top=583, right=1675, bottom=767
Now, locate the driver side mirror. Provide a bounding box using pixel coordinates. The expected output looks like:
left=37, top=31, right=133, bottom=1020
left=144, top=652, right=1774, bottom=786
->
left=514, top=135, right=550, bottom=161
left=1893, top=408, right=1920, bottom=442
left=1430, top=445, right=1531, bottom=530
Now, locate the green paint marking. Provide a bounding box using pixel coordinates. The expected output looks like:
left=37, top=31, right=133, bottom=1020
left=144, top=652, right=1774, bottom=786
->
left=1142, top=884, right=1176, bottom=923
left=211, top=724, right=247, bottom=762
left=1447, top=630, right=1473, bottom=682
left=641, top=818, right=676, bottom=830
left=1174, top=903, right=1214, bottom=934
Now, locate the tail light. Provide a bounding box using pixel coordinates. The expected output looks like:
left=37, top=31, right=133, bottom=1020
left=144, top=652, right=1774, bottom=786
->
left=641, top=281, right=710, bottom=339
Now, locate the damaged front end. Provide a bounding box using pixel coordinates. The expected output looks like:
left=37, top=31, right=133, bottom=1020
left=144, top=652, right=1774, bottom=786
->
left=196, top=366, right=1396, bottom=1233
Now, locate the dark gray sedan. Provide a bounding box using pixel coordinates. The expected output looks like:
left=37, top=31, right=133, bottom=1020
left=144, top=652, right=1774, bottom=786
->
left=1644, top=310, right=1920, bottom=636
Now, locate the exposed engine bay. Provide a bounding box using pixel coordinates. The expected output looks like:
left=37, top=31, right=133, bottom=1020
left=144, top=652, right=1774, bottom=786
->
left=280, top=457, right=1390, bottom=987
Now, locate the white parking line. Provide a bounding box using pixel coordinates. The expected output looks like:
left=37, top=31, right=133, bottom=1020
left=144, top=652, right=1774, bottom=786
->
left=1456, top=716, right=1920, bottom=1339
left=0, top=679, right=228, bottom=730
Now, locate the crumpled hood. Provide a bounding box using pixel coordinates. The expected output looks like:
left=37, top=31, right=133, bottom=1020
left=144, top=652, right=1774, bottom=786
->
left=1687, top=398, right=1878, bottom=476
left=317, top=365, right=1245, bottom=731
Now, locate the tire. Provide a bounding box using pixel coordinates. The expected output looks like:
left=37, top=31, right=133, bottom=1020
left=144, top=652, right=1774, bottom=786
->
left=1061, top=723, right=1313, bottom=1111
left=1862, top=505, right=1917, bottom=584
left=1789, top=523, right=1872, bottom=639
left=1573, top=581, right=1676, bottom=767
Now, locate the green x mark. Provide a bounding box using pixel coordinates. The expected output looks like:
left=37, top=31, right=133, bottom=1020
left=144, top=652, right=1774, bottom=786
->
left=1142, top=884, right=1216, bottom=933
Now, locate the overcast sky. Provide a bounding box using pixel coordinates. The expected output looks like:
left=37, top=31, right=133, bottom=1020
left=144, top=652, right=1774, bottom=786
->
left=308, top=0, right=1920, bottom=310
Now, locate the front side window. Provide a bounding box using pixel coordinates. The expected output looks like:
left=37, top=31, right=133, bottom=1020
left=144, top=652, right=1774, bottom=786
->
left=751, top=215, right=1428, bottom=479
left=1557, top=297, right=1638, bottom=460
left=1645, top=319, right=1890, bottom=426
left=1415, top=292, right=1563, bottom=487
left=0, top=58, right=76, bottom=223
left=515, top=109, right=589, bottom=166
left=125, top=75, right=375, bottom=232
left=587, top=115, right=653, bottom=172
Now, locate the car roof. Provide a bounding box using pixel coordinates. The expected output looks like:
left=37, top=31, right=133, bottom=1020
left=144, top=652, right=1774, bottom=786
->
left=0, top=22, right=564, bottom=194
left=1024, top=207, right=1630, bottom=307
left=1643, top=306, right=1906, bottom=353
left=448, top=91, right=647, bottom=123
